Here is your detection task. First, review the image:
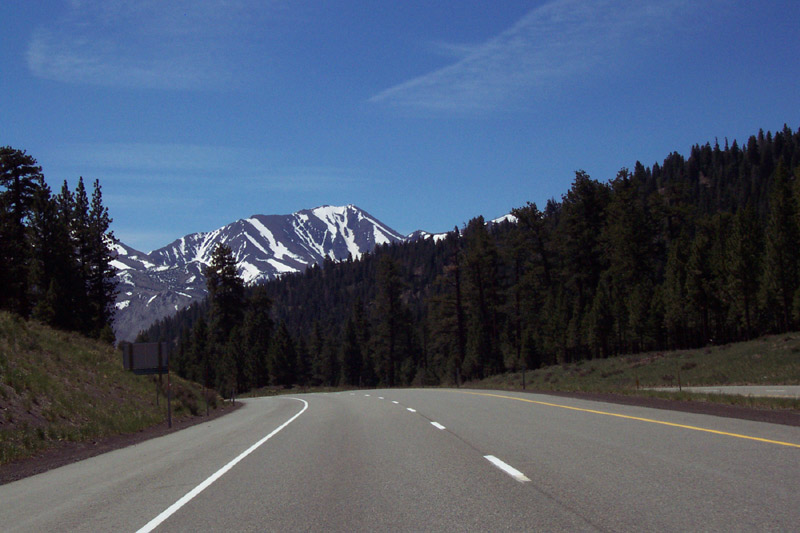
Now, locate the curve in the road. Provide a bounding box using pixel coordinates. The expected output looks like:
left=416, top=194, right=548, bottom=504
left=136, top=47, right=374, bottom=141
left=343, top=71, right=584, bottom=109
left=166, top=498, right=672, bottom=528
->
left=136, top=397, right=308, bottom=533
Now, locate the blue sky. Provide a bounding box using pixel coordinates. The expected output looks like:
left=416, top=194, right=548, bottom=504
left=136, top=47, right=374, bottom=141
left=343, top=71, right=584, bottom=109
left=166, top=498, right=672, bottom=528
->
left=3, top=0, right=800, bottom=253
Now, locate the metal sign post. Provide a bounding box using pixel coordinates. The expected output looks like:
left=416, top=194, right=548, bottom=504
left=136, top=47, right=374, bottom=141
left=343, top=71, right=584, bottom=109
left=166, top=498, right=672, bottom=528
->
left=165, top=343, right=172, bottom=429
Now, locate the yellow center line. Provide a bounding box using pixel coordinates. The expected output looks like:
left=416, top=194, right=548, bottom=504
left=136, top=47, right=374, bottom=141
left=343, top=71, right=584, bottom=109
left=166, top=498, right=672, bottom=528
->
left=454, top=390, right=800, bottom=449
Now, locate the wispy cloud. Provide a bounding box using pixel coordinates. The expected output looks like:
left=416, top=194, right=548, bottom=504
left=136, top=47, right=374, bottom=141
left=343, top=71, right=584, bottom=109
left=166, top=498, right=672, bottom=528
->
left=26, top=0, right=273, bottom=90
left=52, top=142, right=262, bottom=175
left=370, top=0, right=699, bottom=112
left=46, top=142, right=361, bottom=193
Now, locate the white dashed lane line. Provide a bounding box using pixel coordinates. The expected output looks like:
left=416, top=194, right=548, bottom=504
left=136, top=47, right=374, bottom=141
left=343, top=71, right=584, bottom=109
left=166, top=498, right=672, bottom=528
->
left=484, top=455, right=530, bottom=483
left=365, top=395, right=530, bottom=486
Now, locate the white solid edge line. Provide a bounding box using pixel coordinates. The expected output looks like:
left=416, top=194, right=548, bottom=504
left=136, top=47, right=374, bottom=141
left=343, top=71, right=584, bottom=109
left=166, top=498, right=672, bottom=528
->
left=431, top=422, right=446, bottom=430
left=484, top=455, right=530, bottom=483
left=136, top=398, right=309, bottom=533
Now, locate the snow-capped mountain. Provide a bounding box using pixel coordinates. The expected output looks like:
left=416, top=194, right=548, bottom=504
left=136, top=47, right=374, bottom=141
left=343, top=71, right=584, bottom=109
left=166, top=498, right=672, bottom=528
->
left=111, top=205, right=519, bottom=342
left=112, top=205, right=406, bottom=341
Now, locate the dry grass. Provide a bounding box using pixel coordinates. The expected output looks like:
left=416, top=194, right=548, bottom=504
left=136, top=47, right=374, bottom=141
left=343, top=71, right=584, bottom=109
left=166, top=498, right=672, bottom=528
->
left=0, top=312, right=217, bottom=465
left=466, top=333, right=800, bottom=411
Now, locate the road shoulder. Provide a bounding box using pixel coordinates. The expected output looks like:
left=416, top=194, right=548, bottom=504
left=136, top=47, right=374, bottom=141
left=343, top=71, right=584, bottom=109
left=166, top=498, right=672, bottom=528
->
left=527, top=389, right=800, bottom=427
left=0, top=402, right=241, bottom=485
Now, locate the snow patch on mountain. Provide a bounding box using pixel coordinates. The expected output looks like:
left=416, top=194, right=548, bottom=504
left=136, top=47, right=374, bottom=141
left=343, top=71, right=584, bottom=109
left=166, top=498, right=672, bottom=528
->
left=111, top=205, right=519, bottom=342
left=246, top=217, right=303, bottom=263
left=112, top=204, right=406, bottom=342
left=491, top=213, right=518, bottom=225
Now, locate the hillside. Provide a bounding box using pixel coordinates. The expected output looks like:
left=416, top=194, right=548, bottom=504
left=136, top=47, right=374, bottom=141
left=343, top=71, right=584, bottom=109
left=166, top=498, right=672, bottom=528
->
left=0, top=311, right=219, bottom=466
left=470, top=331, right=800, bottom=400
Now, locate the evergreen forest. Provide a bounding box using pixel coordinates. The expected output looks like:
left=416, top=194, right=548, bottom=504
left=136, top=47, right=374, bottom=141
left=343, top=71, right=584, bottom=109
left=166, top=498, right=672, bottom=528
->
left=0, top=147, right=117, bottom=341
left=136, top=125, right=800, bottom=394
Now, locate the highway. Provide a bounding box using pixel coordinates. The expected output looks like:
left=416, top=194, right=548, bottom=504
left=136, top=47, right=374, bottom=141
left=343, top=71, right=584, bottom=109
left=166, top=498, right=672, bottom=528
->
left=1, top=389, right=798, bottom=531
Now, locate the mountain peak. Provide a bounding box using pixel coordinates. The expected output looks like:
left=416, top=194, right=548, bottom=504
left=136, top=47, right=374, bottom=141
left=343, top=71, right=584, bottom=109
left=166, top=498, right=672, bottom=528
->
left=112, top=204, right=405, bottom=341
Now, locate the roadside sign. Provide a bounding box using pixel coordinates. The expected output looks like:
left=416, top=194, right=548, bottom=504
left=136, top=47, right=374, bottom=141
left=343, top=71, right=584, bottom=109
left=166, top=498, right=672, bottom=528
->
left=121, top=342, right=170, bottom=375
left=120, top=341, right=172, bottom=428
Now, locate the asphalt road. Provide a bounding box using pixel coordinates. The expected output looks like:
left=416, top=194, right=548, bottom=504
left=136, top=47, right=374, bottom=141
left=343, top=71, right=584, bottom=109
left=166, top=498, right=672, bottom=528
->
left=1, top=389, right=798, bottom=531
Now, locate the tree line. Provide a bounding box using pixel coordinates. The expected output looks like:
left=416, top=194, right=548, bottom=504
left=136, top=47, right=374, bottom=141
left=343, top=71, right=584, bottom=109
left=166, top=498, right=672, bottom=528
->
left=0, top=146, right=117, bottom=341
left=142, top=125, right=800, bottom=392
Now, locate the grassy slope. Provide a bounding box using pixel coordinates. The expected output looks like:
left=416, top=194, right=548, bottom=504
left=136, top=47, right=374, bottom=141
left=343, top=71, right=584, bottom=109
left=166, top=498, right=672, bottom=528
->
left=0, top=311, right=216, bottom=465
left=469, top=333, right=800, bottom=411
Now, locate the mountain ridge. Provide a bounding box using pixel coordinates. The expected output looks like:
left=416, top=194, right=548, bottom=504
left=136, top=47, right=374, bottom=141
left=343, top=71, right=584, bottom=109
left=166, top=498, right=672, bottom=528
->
left=111, top=204, right=517, bottom=342
left=111, top=204, right=408, bottom=341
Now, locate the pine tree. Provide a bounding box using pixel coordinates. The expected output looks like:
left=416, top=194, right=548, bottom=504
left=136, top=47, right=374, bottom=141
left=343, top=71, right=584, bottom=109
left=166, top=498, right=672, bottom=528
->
left=48, top=181, right=82, bottom=331
left=462, top=216, right=503, bottom=377
left=662, top=235, right=690, bottom=348
left=427, top=229, right=467, bottom=384
left=309, top=321, right=326, bottom=386
left=685, top=226, right=714, bottom=344
left=191, top=316, right=210, bottom=385
left=205, top=244, right=244, bottom=339
left=509, top=203, right=554, bottom=370
left=27, top=182, right=76, bottom=329
left=628, top=279, right=662, bottom=352
left=0, top=146, right=44, bottom=315
left=295, top=336, right=311, bottom=387
left=601, top=168, right=658, bottom=352
left=269, top=322, right=297, bottom=387
left=28, top=183, right=57, bottom=324
left=341, top=316, right=362, bottom=386
left=503, top=216, right=529, bottom=372
left=242, top=285, right=273, bottom=388
left=761, top=163, right=799, bottom=332
left=174, top=326, right=192, bottom=379
left=86, top=179, right=118, bottom=340
left=322, top=336, right=340, bottom=387
left=560, top=171, right=609, bottom=314
left=71, top=177, right=92, bottom=332
left=586, top=274, right=614, bottom=358
left=374, top=255, right=406, bottom=386
left=204, top=243, right=245, bottom=391
left=725, top=204, right=762, bottom=338
left=353, top=298, right=377, bottom=386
